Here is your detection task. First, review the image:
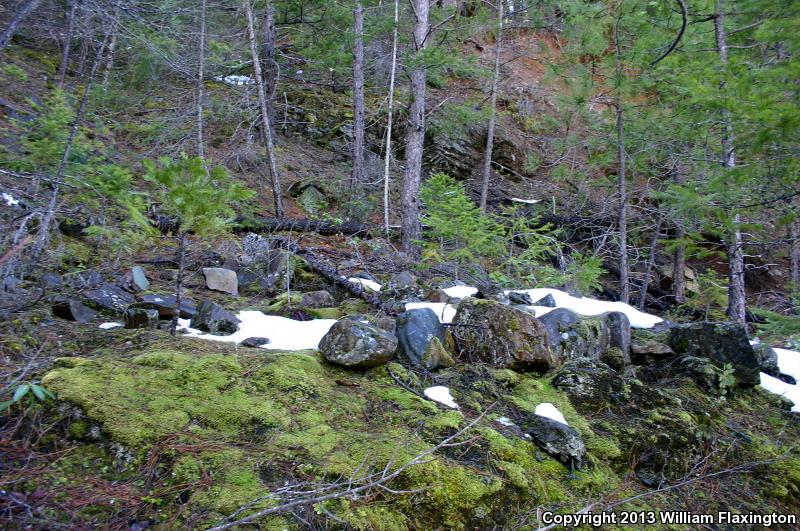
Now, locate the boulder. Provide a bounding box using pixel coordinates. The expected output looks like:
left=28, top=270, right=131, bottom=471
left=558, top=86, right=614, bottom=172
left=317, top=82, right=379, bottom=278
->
left=132, top=294, right=197, bottom=319
left=395, top=308, right=455, bottom=370
left=752, top=343, right=780, bottom=378
left=452, top=299, right=557, bottom=371
left=319, top=317, right=397, bottom=369
left=121, top=266, right=150, bottom=293
left=190, top=300, right=240, bottom=335
left=124, top=308, right=159, bottom=330
left=300, top=290, right=335, bottom=308
left=65, top=269, right=104, bottom=289
left=52, top=299, right=96, bottom=323
left=630, top=330, right=674, bottom=363
left=538, top=309, right=631, bottom=369
left=522, top=414, right=586, bottom=469
left=241, top=337, right=270, bottom=348
left=508, top=291, right=534, bottom=305
left=668, top=322, right=760, bottom=386
left=552, top=359, right=629, bottom=406
left=83, top=284, right=135, bottom=313
left=202, top=267, right=238, bottom=296
left=531, top=293, right=557, bottom=307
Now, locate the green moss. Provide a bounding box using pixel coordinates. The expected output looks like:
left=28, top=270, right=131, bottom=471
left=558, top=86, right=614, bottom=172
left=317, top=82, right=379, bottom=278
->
left=306, top=307, right=342, bottom=319
left=507, top=375, right=592, bottom=436
left=339, top=298, right=369, bottom=315
left=263, top=292, right=303, bottom=315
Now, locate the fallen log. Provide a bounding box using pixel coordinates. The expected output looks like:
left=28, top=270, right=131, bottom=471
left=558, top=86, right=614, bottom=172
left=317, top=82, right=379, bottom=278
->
left=235, top=216, right=384, bottom=238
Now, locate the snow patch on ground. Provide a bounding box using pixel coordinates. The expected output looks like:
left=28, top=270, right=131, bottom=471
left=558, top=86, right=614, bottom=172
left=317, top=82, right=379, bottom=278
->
left=98, top=322, right=123, bottom=329
left=774, top=348, right=800, bottom=383
left=758, top=347, right=800, bottom=412
left=510, top=197, right=540, bottom=204
left=534, top=402, right=568, bottom=426
left=2, top=192, right=20, bottom=206
left=424, top=386, right=459, bottom=409
left=214, top=75, right=253, bottom=86
left=442, top=285, right=479, bottom=299
left=508, top=288, right=663, bottom=329
left=177, top=311, right=336, bottom=351
left=405, top=302, right=457, bottom=324
left=348, top=277, right=381, bottom=292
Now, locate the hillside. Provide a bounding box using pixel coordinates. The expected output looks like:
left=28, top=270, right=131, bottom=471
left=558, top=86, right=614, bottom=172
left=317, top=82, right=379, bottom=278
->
left=1, top=0, right=799, bottom=529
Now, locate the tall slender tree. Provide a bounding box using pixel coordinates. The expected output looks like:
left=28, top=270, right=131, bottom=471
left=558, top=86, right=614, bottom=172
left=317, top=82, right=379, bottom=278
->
left=479, top=0, right=503, bottom=214
left=351, top=1, right=365, bottom=194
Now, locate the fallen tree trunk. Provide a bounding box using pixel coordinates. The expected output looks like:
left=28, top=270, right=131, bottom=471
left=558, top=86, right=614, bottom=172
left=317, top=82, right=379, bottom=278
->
left=235, top=216, right=383, bottom=238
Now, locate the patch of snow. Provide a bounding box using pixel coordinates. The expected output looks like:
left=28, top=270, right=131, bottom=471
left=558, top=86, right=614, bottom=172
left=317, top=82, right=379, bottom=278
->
left=442, top=285, right=478, bottom=299
left=98, top=322, right=123, bottom=330
left=2, top=192, right=20, bottom=206
left=423, top=386, right=459, bottom=409
left=495, top=416, right=515, bottom=427
left=534, top=402, right=568, bottom=426
left=177, top=311, right=336, bottom=350
left=774, top=348, right=800, bottom=384
left=214, top=75, right=253, bottom=86
left=348, top=277, right=381, bottom=292
left=510, top=197, right=540, bottom=205
left=405, top=302, right=457, bottom=324
left=759, top=372, right=800, bottom=412
left=508, top=288, right=662, bottom=329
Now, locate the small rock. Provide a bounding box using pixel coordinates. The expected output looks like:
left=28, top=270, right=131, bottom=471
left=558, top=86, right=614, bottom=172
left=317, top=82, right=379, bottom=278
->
left=395, top=308, right=454, bottom=370
left=202, top=267, right=238, bottom=296
left=508, top=291, right=534, bottom=305
left=133, top=294, right=196, bottom=319
left=124, top=308, right=159, bottom=329
left=386, top=271, right=418, bottom=290
left=83, top=283, right=135, bottom=313
left=52, top=299, right=96, bottom=323
left=319, top=317, right=398, bottom=369
left=531, top=293, right=557, bottom=307
left=190, top=300, right=240, bottom=335
left=522, top=414, right=586, bottom=469
left=121, top=266, right=150, bottom=293
left=300, top=290, right=335, bottom=308
left=241, top=337, right=270, bottom=348
left=669, top=322, right=760, bottom=386
left=751, top=343, right=780, bottom=377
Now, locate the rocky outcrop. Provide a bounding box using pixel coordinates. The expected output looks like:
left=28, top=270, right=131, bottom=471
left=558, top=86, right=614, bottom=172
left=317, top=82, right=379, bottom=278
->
left=522, top=414, right=586, bottom=469
left=538, top=309, right=631, bottom=369
left=552, top=359, right=629, bottom=406
left=452, top=299, right=556, bottom=371
left=319, top=316, right=397, bottom=368
left=189, top=300, right=240, bottom=335
left=395, top=308, right=455, bottom=370
left=668, top=322, right=760, bottom=386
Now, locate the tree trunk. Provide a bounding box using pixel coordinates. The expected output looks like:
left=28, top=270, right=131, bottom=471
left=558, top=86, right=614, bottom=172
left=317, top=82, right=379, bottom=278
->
left=0, top=0, right=41, bottom=51
left=383, top=0, right=399, bottom=234
left=613, top=12, right=630, bottom=304
left=672, top=221, right=687, bottom=304
left=57, top=0, right=77, bottom=89
left=638, top=213, right=663, bottom=311
left=261, top=7, right=277, bottom=127
left=244, top=0, right=285, bottom=218
left=101, top=0, right=121, bottom=90
left=351, top=2, right=365, bottom=194
left=715, top=0, right=746, bottom=324
left=170, top=232, right=186, bottom=336
left=196, top=0, right=207, bottom=159
left=479, top=0, right=503, bottom=213
left=790, top=217, right=800, bottom=312
left=400, top=0, right=430, bottom=257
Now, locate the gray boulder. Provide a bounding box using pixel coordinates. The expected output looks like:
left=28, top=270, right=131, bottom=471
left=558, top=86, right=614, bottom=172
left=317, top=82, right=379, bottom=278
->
left=386, top=271, right=418, bottom=290
left=121, top=266, right=150, bottom=293
left=319, top=317, right=397, bottom=369
left=202, top=267, right=238, bottom=296
left=538, top=309, right=631, bottom=369
left=508, top=291, right=534, bottom=305
left=83, top=284, right=135, bottom=313
left=241, top=337, right=270, bottom=348
left=752, top=343, right=780, bottom=378
left=132, top=294, right=197, bottom=319
left=190, top=300, right=240, bottom=335
left=395, top=308, right=454, bottom=370
left=52, top=299, right=96, bottom=323
left=668, top=322, right=760, bottom=386
left=124, top=308, right=159, bottom=329
left=452, top=299, right=557, bottom=371
left=531, top=293, right=557, bottom=307
left=522, top=414, right=586, bottom=469
left=300, top=290, right=335, bottom=308
left=552, top=359, right=629, bottom=406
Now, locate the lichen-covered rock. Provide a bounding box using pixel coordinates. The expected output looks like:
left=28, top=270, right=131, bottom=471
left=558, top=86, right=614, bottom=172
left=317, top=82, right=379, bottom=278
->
left=522, top=414, right=586, bottom=469
left=630, top=329, right=674, bottom=363
left=552, top=359, right=630, bottom=406
left=120, top=266, right=149, bottom=293
left=202, top=267, right=238, bottom=296
left=752, top=343, right=780, bottom=377
left=123, top=308, right=159, bottom=330
left=52, top=299, right=96, bottom=323
left=538, top=309, right=631, bottom=368
left=190, top=300, right=240, bottom=335
left=668, top=322, right=760, bottom=386
left=395, top=308, right=455, bottom=370
left=83, top=283, right=135, bottom=313
left=319, top=316, right=397, bottom=368
left=452, top=299, right=557, bottom=371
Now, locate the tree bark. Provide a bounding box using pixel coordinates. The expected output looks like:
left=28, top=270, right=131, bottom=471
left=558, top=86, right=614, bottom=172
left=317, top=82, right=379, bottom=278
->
left=479, top=0, right=503, bottom=213
left=400, top=0, right=430, bottom=257
left=0, top=0, right=41, bottom=51
left=57, top=0, right=77, bottom=89
left=672, top=221, right=687, bottom=304
left=613, top=10, right=630, bottom=304
left=196, top=0, right=207, bottom=159
left=351, top=2, right=366, bottom=194
left=261, top=7, right=277, bottom=127
left=244, top=0, right=285, bottom=218
left=715, top=0, right=746, bottom=324
left=638, top=213, right=663, bottom=311
left=383, top=0, right=399, bottom=234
